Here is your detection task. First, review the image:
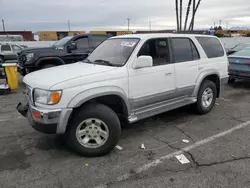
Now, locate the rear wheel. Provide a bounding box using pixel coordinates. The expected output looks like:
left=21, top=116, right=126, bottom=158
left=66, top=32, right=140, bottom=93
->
left=228, top=76, right=235, bottom=84
left=196, top=80, right=217, bottom=115
left=67, top=103, right=121, bottom=157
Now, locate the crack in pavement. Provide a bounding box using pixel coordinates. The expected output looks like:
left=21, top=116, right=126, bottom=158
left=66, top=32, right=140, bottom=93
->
left=172, top=124, right=195, bottom=143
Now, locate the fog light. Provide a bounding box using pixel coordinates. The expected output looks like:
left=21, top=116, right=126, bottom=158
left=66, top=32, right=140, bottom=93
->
left=32, top=111, right=41, bottom=119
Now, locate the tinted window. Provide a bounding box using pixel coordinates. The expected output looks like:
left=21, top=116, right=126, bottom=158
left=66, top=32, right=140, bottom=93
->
left=92, top=36, right=107, bottom=47
left=196, top=37, right=224, bottom=58
left=172, top=38, right=199, bottom=62
left=138, top=38, right=170, bottom=66
left=75, top=37, right=89, bottom=49
left=1, top=45, right=11, bottom=51
left=11, top=45, right=22, bottom=51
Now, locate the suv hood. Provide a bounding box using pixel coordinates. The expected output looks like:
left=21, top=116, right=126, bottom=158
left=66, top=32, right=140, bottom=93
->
left=23, top=62, right=117, bottom=89
left=21, top=46, right=55, bottom=54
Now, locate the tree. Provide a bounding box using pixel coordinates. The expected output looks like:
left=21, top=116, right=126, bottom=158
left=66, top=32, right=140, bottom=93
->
left=175, top=0, right=180, bottom=31
left=184, top=0, right=193, bottom=31
left=217, top=26, right=223, bottom=30
left=188, top=0, right=202, bottom=31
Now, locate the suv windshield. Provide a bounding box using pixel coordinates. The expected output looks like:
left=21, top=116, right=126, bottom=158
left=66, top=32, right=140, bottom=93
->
left=52, top=36, right=73, bottom=47
left=86, top=38, right=140, bottom=66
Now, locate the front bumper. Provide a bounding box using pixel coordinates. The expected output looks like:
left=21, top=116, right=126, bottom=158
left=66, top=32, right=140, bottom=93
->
left=17, top=103, right=72, bottom=134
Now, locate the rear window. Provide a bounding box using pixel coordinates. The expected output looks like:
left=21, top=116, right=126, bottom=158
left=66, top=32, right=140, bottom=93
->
left=232, top=48, right=250, bottom=57
left=196, top=37, right=224, bottom=58
left=1, top=45, right=11, bottom=51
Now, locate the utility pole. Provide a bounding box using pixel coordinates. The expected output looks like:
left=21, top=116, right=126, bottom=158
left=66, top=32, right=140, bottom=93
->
left=191, top=0, right=195, bottom=31
left=127, top=18, right=130, bottom=31
left=175, top=0, right=180, bottom=31
left=68, top=20, right=71, bottom=31
left=149, top=21, right=151, bottom=32
left=219, top=20, right=222, bottom=26
left=2, top=19, right=5, bottom=32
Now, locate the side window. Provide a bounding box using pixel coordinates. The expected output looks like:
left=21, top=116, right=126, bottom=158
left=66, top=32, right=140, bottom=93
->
left=138, top=38, right=170, bottom=66
left=1, top=45, right=11, bottom=52
left=75, top=37, right=89, bottom=50
left=92, top=36, right=107, bottom=48
left=171, top=38, right=199, bottom=63
left=11, top=45, right=22, bottom=51
left=196, top=37, right=224, bottom=58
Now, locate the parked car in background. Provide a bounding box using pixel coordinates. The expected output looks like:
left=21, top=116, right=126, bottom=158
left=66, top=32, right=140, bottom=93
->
left=227, top=43, right=250, bottom=55
left=17, top=34, right=110, bottom=75
left=0, top=43, right=23, bottom=64
left=17, top=34, right=228, bottom=157
left=228, top=47, right=250, bottom=83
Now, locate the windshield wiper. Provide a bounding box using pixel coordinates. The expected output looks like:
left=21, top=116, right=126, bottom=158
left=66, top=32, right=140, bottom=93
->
left=93, top=59, right=114, bottom=66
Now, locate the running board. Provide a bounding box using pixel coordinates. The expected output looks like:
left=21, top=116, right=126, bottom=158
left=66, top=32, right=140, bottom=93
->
left=128, top=97, right=197, bottom=123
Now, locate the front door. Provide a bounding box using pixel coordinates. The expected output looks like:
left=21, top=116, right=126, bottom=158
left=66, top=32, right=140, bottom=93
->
left=170, top=37, right=200, bottom=97
left=129, top=38, right=175, bottom=110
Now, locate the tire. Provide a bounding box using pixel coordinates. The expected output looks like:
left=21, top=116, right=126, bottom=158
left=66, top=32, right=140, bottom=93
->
left=41, top=64, right=56, bottom=69
left=67, top=103, right=121, bottom=157
left=196, top=80, right=217, bottom=115
left=228, top=76, right=235, bottom=84
left=0, top=56, right=4, bottom=64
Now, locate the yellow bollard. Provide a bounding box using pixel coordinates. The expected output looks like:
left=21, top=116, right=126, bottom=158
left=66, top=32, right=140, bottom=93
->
left=2, top=63, right=18, bottom=90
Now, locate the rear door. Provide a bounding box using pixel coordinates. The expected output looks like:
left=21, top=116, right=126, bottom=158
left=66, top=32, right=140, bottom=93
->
left=170, top=37, right=200, bottom=97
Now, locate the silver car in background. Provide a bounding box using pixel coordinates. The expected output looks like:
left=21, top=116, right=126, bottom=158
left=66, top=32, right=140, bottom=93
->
left=0, top=43, right=23, bottom=64
left=228, top=47, right=250, bottom=83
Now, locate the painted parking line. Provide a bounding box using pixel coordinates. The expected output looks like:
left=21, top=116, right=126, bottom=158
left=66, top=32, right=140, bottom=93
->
left=111, top=120, right=250, bottom=184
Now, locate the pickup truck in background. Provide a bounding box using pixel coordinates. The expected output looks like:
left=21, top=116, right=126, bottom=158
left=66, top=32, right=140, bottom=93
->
left=17, top=34, right=110, bottom=75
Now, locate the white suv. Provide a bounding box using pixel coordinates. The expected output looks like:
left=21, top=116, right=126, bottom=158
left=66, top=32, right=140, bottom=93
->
left=17, top=34, right=228, bottom=157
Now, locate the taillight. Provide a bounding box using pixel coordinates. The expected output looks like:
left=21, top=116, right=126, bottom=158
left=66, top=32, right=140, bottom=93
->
left=245, top=62, right=250, bottom=65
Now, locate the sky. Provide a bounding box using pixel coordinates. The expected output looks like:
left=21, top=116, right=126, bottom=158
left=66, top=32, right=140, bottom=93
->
left=0, top=0, right=250, bottom=32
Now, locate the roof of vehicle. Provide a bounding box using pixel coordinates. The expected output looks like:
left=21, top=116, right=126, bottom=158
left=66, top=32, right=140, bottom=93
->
left=111, top=33, right=216, bottom=40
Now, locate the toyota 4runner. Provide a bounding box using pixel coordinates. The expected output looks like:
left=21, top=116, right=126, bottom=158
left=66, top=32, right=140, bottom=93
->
left=17, top=34, right=228, bottom=157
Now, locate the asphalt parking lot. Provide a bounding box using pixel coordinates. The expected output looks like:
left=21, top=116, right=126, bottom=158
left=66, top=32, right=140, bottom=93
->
left=0, top=80, right=250, bottom=188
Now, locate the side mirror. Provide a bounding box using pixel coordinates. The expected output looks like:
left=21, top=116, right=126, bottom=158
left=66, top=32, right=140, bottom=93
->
left=67, top=42, right=77, bottom=52
left=133, top=55, right=153, bottom=69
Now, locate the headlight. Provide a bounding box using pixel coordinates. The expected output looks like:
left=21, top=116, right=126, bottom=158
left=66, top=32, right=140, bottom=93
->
left=26, top=53, right=34, bottom=62
left=33, top=89, right=62, bottom=105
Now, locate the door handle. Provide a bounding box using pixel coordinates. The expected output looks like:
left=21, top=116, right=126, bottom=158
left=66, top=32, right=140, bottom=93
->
left=198, top=66, right=204, bottom=70
left=165, top=72, right=172, bottom=76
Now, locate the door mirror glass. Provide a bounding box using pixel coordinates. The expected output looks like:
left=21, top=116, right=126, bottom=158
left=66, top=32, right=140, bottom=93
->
left=67, top=42, right=77, bottom=52
left=133, top=55, right=153, bottom=69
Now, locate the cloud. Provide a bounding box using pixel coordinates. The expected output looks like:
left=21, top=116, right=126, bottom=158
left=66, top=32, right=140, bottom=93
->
left=1, top=0, right=250, bottom=31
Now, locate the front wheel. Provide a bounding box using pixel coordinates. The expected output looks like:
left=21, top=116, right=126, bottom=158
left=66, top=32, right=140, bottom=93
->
left=196, top=80, right=217, bottom=115
left=67, top=103, right=121, bottom=157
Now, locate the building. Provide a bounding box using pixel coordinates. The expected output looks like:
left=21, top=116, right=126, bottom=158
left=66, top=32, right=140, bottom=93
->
left=0, top=31, right=34, bottom=41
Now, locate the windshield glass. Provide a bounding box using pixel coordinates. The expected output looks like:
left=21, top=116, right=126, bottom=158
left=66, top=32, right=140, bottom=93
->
left=52, top=36, right=73, bottom=47
left=86, top=38, right=140, bottom=66
left=233, top=48, right=250, bottom=56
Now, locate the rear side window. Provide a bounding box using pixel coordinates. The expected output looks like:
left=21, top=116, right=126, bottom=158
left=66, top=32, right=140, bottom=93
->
left=92, top=36, right=108, bottom=47
left=1, top=45, right=11, bottom=51
left=75, top=37, right=89, bottom=49
left=196, top=37, right=224, bottom=58
left=171, top=38, right=200, bottom=63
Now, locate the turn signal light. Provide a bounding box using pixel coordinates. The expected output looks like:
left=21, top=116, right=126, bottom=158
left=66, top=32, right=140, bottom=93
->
left=32, top=111, right=41, bottom=119
left=50, top=91, right=62, bottom=104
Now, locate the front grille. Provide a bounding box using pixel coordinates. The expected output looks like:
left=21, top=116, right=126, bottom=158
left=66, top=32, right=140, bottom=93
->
left=17, top=52, right=26, bottom=65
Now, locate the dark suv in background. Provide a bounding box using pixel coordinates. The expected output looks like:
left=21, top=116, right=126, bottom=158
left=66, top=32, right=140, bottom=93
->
left=17, top=34, right=110, bottom=75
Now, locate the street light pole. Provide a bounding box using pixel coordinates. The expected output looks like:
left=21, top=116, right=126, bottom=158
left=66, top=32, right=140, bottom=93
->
left=127, top=18, right=130, bottom=31
left=149, top=21, right=152, bottom=32
left=68, top=20, right=71, bottom=31
left=2, top=19, right=5, bottom=32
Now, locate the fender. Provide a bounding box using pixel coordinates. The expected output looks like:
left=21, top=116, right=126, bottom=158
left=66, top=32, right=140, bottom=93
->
left=35, top=57, right=65, bottom=67
left=67, top=86, right=131, bottom=116
left=192, top=69, right=220, bottom=97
